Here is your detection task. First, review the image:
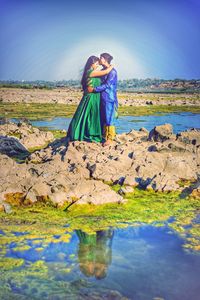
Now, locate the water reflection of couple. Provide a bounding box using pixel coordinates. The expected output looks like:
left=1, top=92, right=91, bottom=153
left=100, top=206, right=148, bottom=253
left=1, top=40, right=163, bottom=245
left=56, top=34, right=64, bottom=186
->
left=76, top=229, right=114, bottom=279
left=67, top=53, right=118, bottom=147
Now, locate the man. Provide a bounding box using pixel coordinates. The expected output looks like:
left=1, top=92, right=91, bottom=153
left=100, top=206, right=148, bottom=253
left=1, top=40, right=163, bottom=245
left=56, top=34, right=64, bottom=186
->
left=88, top=53, right=118, bottom=146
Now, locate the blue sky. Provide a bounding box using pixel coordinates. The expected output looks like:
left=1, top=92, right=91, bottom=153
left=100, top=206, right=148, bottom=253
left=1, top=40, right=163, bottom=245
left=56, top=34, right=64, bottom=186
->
left=0, top=0, right=200, bottom=80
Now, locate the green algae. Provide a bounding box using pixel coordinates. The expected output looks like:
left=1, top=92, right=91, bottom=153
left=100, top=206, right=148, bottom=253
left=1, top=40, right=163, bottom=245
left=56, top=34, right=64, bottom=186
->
left=118, top=104, right=200, bottom=116
left=12, top=245, right=32, bottom=252
left=0, top=102, right=77, bottom=120
left=27, top=141, right=51, bottom=153
left=0, top=257, right=24, bottom=271
left=0, top=259, right=115, bottom=300
left=176, top=178, right=196, bottom=188
left=1, top=187, right=199, bottom=252
left=8, top=132, right=22, bottom=139
left=0, top=189, right=199, bottom=299
left=4, top=192, right=25, bottom=206
left=38, top=127, right=67, bottom=139
left=23, top=260, right=49, bottom=277
left=0, top=260, right=50, bottom=299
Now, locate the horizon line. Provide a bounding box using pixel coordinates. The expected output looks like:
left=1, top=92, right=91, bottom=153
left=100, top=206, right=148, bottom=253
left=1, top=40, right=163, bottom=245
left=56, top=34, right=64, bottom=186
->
left=1, top=78, right=200, bottom=82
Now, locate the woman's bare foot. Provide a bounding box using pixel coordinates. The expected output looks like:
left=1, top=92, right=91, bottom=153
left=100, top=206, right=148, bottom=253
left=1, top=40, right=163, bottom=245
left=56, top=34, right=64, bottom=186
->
left=102, top=140, right=112, bottom=147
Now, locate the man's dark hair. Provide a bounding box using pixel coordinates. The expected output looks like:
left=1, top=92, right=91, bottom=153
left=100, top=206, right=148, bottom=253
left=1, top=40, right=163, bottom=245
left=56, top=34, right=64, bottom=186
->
left=100, top=53, right=113, bottom=64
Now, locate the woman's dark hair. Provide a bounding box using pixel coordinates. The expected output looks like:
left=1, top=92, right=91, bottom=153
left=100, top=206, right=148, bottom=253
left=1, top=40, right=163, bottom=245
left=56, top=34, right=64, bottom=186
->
left=81, top=55, right=99, bottom=91
left=100, top=53, right=113, bottom=64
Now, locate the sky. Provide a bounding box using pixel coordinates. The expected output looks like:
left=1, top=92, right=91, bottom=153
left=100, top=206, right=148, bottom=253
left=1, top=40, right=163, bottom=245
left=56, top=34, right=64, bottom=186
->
left=0, top=0, right=200, bottom=80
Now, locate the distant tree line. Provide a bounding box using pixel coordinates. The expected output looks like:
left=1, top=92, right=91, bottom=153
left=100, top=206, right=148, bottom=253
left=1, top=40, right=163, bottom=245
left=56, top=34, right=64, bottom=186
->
left=0, top=78, right=200, bottom=92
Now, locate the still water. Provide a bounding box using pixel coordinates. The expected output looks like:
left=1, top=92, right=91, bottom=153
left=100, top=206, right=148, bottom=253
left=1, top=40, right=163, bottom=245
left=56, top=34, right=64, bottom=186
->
left=12, top=112, right=200, bottom=134
left=1, top=225, right=200, bottom=300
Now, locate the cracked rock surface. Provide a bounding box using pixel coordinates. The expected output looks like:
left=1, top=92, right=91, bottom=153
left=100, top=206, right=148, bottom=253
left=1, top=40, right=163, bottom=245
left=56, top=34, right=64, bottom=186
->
left=0, top=122, right=200, bottom=208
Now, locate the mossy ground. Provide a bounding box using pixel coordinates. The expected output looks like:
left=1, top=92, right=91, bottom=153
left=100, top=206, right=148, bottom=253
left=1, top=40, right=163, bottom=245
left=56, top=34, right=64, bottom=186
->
left=0, top=187, right=199, bottom=299
left=1, top=102, right=200, bottom=120
left=0, top=103, right=77, bottom=120
left=118, top=104, right=200, bottom=116
left=38, top=127, right=67, bottom=139
left=0, top=187, right=200, bottom=256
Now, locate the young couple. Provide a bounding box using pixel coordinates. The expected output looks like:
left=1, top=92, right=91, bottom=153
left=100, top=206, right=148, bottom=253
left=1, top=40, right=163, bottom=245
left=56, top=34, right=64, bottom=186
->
left=67, top=53, right=118, bottom=147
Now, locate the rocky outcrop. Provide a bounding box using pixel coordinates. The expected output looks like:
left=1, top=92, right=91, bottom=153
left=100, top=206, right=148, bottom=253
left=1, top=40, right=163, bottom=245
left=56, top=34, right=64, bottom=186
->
left=176, top=128, right=200, bottom=146
left=0, top=121, right=54, bottom=152
left=149, top=123, right=174, bottom=142
left=0, top=136, right=29, bottom=158
left=0, top=122, right=199, bottom=209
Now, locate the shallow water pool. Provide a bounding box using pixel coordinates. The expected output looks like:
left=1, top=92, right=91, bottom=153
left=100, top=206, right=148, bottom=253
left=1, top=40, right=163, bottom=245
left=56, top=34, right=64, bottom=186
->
left=12, top=112, right=200, bottom=134
left=1, top=225, right=200, bottom=300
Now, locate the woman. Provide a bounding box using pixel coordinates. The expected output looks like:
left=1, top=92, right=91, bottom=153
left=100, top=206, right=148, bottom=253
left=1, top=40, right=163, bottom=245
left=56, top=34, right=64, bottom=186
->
left=67, top=56, right=113, bottom=143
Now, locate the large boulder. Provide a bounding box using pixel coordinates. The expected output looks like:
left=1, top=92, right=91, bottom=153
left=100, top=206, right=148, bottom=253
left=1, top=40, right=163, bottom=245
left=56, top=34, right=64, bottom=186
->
left=163, top=155, right=198, bottom=180
left=149, top=123, right=174, bottom=142
left=116, top=128, right=149, bottom=143
left=49, top=191, right=71, bottom=206
left=0, top=154, right=17, bottom=177
left=75, top=180, right=124, bottom=205
left=135, top=151, right=166, bottom=179
left=123, top=173, right=139, bottom=186
left=176, top=128, right=200, bottom=146
left=0, top=136, right=29, bottom=158
left=146, top=173, right=180, bottom=192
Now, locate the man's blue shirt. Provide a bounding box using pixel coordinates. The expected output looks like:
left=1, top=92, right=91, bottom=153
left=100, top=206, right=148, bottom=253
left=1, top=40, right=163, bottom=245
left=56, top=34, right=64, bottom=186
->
left=94, top=68, right=118, bottom=107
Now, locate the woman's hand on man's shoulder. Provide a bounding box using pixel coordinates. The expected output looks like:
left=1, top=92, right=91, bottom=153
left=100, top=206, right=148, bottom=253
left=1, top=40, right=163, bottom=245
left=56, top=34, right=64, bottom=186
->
left=87, top=86, right=94, bottom=93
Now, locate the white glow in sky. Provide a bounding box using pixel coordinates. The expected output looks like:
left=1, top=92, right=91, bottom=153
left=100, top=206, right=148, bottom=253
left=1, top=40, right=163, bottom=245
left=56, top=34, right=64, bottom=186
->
left=55, top=38, right=148, bottom=80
